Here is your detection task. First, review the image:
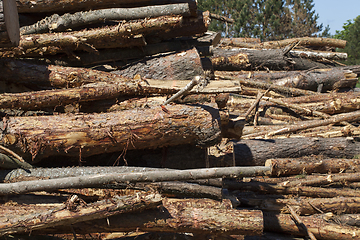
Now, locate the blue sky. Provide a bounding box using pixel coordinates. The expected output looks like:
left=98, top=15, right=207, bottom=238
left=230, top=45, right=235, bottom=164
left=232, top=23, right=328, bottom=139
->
left=313, top=0, right=360, bottom=35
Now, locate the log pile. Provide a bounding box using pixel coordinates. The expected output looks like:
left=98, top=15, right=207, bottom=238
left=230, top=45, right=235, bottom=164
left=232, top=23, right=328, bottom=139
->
left=0, top=0, right=360, bottom=239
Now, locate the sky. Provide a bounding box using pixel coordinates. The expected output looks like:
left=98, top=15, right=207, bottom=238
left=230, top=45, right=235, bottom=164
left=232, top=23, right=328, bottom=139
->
left=313, top=0, right=360, bottom=35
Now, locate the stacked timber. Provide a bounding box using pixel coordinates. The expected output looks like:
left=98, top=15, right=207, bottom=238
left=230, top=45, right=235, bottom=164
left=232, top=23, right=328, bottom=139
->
left=0, top=0, right=360, bottom=239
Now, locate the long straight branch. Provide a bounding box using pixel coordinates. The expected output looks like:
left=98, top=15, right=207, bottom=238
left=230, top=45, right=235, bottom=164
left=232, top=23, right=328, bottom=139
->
left=0, top=166, right=270, bottom=195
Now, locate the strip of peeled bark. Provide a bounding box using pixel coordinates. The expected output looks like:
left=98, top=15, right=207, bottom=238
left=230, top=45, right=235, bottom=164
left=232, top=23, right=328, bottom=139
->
left=33, top=199, right=263, bottom=236
left=233, top=137, right=360, bottom=166
left=211, top=48, right=332, bottom=71
left=266, top=158, right=360, bottom=176
left=222, top=37, right=347, bottom=49
left=16, top=0, right=198, bottom=13
left=264, top=212, right=360, bottom=240
left=20, top=3, right=194, bottom=34
left=0, top=0, right=19, bottom=47
left=0, top=193, right=162, bottom=236
left=1, top=104, right=224, bottom=162
left=0, top=166, right=270, bottom=195
left=2, top=15, right=183, bottom=57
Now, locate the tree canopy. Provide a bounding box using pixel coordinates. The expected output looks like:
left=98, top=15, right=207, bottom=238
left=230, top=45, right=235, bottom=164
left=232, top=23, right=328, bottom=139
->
left=334, top=16, right=360, bottom=65
left=198, top=0, right=329, bottom=40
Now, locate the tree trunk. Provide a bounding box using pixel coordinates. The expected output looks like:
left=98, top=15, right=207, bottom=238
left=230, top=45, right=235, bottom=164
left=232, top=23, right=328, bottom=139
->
left=264, top=212, right=360, bottom=240
left=266, top=157, right=360, bottom=176
left=114, top=47, right=204, bottom=80
left=0, top=104, right=224, bottom=162
left=211, top=48, right=334, bottom=71
left=32, top=199, right=264, bottom=236
left=20, top=3, right=195, bottom=34
left=0, top=0, right=19, bottom=47
left=16, top=0, right=198, bottom=13
left=233, top=137, right=360, bottom=166
left=0, top=193, right=162, bottom=236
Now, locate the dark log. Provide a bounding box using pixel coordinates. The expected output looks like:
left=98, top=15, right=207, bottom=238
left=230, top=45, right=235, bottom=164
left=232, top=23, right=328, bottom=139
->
left=114, top=47, right=204, bottom=80
left=233, top=137, right=360, bottom=166
left=20, top=3, right=195, bottom=34
left=16, top=0, right=197, bottom=13
left=0, top=0, right=19, bottom=47
left=0, top=104, right=224, bottom=162
left=266, top=157, right=360, bottom=176
left=264, top=212, right=360, bottom=240
left=33, top=199, right=264, bottom=236
left=211, top=48, right=333, bottom=71
left=0, top=193, right=162, bottom=236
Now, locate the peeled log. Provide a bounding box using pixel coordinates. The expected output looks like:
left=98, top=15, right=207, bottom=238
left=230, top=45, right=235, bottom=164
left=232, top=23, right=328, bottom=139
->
left=0, top=104, right=223, bottom=162
left=233, top=137, right=360, bottom=166
left=0, top=0, right=19, bottom=47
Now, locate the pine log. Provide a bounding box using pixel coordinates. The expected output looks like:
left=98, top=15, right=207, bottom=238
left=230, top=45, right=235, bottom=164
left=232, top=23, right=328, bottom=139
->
left=114, top=47, right=204, bottom=80
left=211, top=48, right=333, bottom=71
left=20, top=3, right=195, bottom=35
left=16, top=0, right=198, bottom=13
left=233, top=137, right=360, bottom=166
left=0, top=193, right=162, bottom=236
left=225, top=181, right=360, bottom=198
left=264, top=212, right=360, bottom=240
left=221, top=37, right=347, bottom=49
left=0, top=0, right=19, bottom=47
left=0, top=104, right=224, bottom=162
left=237, top=195, right=360, bottom=215
left=317, top=213, right=360, bottom=227
left=32, top=199, right=263, bottom=236
left=266, top=157, right=360, bottom=176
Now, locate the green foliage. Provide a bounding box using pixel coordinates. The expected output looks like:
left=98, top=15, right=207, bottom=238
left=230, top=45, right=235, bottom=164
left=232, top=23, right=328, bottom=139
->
left=334, top=16, right=360, bottom=65
left=198, top=0, right=326, bottom=40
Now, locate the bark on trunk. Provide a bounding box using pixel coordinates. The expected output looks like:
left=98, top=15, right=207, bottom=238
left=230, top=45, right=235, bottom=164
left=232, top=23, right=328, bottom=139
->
left=31, top=199, right=264, bottom=236
left=266, top=157, right=360, bottom=176
left=264, top=212, right=360, bottom=240
left=211, top=48, right=333, bottom=71
left=0, top=104, right=223, bottom=162
left=16, top=0, right=198, bottom=13
left=20, top=3, right=195, bottom=35
left=114, top=47, right=204, bottom=80
left=0, top=193, right=162, bottom=236
left=233, top=137, right=360, bottom=166
left=0, top=0, right=19, bottom=47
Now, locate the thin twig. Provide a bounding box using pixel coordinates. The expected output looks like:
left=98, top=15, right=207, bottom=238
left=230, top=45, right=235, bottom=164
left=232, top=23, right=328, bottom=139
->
left=162, top=76, right=200, bottom=105
left=0, top=145, right=25, bottom=163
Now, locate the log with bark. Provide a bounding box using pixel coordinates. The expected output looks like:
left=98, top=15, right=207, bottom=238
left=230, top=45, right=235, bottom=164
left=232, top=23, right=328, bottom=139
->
left=0, top=104, right=229, bottom=162
left=211, top=47, right=334, bottom=71
left=16, top=0, right=198, bottom=13
left=233, top=137, right=360, bottom=166
left=32, top=198, right=264, bottom=236
left=0, top=0, right=19, bottom=47
left=20, top=3, right=196, bottom=35
left=0, top=193, right=162, bottom=236
left=220, top=37, right=347, bottom=50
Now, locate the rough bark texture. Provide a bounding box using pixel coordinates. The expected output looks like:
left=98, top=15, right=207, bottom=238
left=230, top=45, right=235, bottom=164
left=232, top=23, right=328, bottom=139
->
left=211, top=48, right=333, bottom=71
left=0, top=193, right=162, bottom=236
left=20, top=3, right=195, bottom=34
left=0, top=0, right=19, bottom=47
left=233, top=137, right=360, bottom=166
left=0, top=104, right=223, bottom=162
left=266, top=157, right=360, bottom=176
left=114, top=47, right=204, bottom=80
left=33, top=199, right=263, bottom=235
left=16, top=0, right=197, bottom=13
left=264, top=212, right=360, bottom=240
